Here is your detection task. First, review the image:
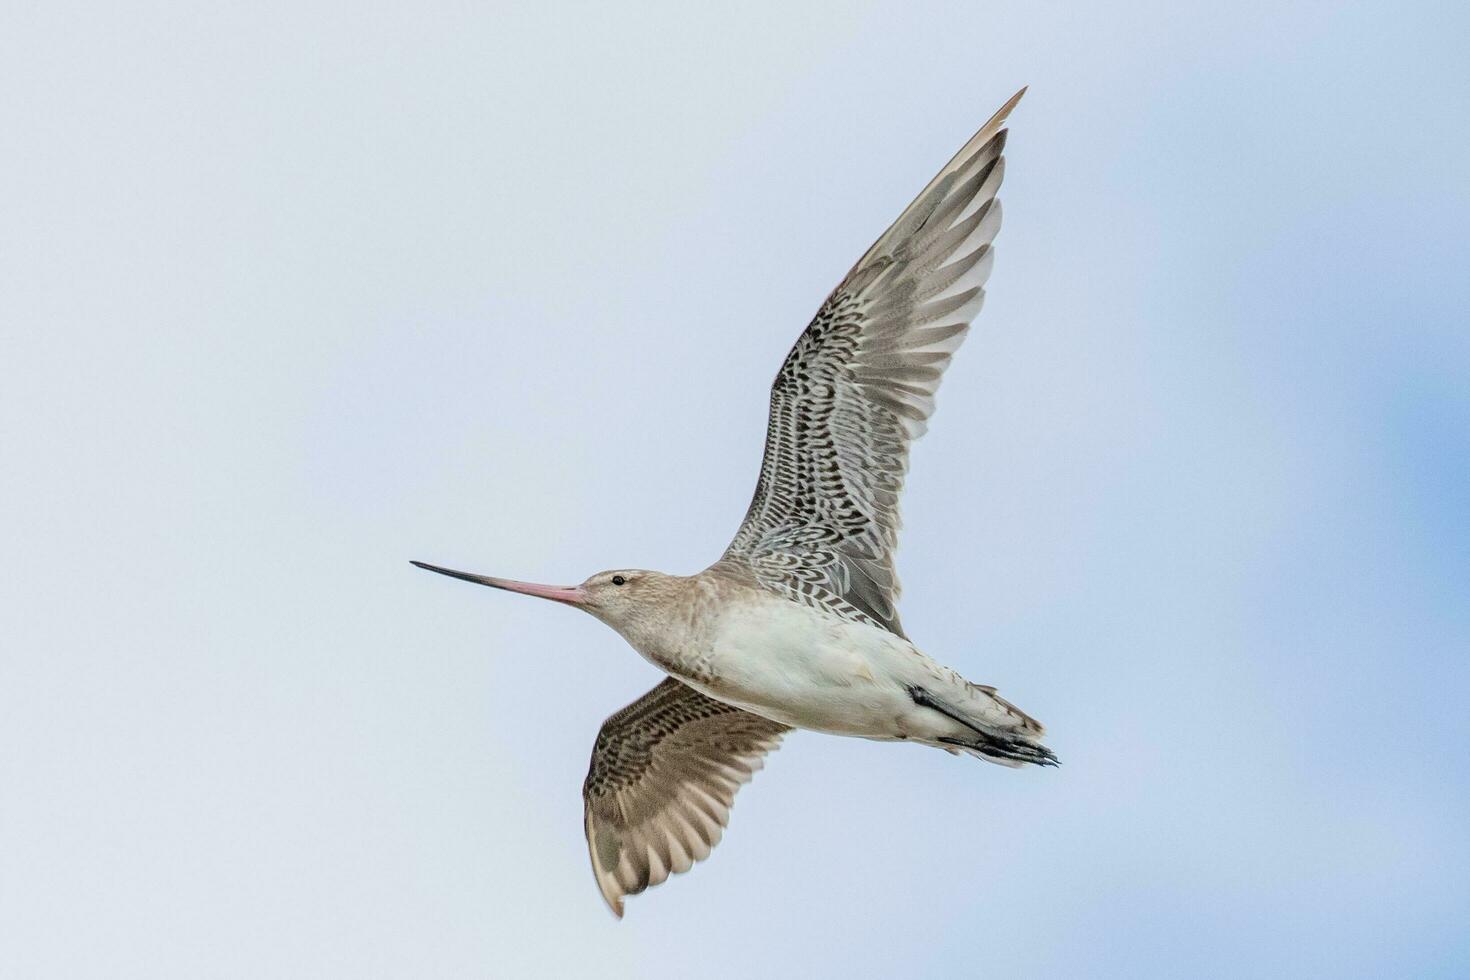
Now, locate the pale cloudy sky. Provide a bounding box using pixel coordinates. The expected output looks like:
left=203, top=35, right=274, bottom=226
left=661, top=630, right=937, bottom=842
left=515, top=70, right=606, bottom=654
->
left=3, top=2, right=1468, bottom=977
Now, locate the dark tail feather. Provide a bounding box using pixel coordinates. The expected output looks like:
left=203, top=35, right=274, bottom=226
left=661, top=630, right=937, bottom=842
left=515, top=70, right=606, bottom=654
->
left=909, top=684, right=1059, bottom=768
left=937, top=734, right=1060, bottom=767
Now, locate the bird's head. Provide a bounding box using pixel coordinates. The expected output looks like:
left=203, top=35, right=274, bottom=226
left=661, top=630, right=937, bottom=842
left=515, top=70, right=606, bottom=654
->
left=410, top=561, right=683, bottom=636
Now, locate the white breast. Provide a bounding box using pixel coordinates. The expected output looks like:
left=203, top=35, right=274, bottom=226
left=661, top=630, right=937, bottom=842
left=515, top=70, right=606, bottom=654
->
left=684, top=593, right=926, bottom=738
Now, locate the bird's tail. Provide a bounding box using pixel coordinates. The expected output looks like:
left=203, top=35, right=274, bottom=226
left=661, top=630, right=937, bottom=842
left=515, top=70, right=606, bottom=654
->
left=907, top=683, right=1059, bottom=768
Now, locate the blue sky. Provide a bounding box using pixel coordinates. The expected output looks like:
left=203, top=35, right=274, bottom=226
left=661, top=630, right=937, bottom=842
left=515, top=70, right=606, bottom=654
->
left=3, top=2, right=1467, bottom=977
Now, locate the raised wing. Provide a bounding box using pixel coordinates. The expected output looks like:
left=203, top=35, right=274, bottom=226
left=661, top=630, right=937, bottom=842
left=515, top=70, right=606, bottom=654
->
left=582, top=677, right=790, bottom=918
left=722, top=88, right=1024, bottom=637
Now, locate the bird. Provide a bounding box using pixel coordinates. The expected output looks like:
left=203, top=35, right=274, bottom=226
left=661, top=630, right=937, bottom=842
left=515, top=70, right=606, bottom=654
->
left=413, top=87, right=1054, bottom=918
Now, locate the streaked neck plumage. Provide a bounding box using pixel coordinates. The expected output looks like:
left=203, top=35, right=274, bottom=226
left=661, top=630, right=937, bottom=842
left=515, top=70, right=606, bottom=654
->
left=585, top=572, right=722, bottom=666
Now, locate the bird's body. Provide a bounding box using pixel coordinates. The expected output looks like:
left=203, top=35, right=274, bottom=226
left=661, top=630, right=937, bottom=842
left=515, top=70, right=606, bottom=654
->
left=595, top=565, right=1043, bottom=756
left=414, top=86, right=1055, bottom=917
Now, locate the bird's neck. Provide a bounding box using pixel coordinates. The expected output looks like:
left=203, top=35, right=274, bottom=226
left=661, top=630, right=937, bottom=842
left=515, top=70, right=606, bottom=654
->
left=606, top=574, right=722, bottom=672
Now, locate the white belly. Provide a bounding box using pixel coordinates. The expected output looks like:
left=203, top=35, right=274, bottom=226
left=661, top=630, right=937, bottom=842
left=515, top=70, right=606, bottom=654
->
left=680, top=594, right=931, bottom=739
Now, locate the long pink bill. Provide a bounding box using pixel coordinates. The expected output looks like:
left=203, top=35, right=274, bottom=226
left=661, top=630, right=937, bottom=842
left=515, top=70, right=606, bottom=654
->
left=410, top=561, right=587, bottom=605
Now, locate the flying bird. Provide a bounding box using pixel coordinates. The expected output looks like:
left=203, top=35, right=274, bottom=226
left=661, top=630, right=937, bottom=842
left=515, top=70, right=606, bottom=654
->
left=413, top=87, right=1054, bottom=918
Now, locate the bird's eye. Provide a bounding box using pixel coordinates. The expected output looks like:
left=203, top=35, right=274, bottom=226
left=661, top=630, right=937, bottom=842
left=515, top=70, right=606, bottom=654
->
left=611, top=575, right=627, bottom=586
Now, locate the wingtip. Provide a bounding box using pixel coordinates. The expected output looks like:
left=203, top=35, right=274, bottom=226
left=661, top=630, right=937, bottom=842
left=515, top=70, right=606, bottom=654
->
left=990, top=86, right=1028, bottom=130
left=586, top=821, right=628, bottom=919
left=598, top=886, right=625, bottom=919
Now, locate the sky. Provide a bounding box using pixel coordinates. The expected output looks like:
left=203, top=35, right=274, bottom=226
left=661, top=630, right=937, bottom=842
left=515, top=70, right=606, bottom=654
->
left=2, top=1, right=1468, bottom=977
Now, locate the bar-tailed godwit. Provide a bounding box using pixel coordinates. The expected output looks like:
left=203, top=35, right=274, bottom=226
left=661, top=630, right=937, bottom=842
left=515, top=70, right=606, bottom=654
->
left=414, top=87, right=1054, bottom=917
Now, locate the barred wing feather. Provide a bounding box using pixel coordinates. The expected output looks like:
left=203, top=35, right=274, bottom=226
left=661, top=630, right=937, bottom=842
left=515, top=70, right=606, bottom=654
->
left=582, top=678, right=790, bottom=917
left=722, top=89, right=1024, bottom=636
